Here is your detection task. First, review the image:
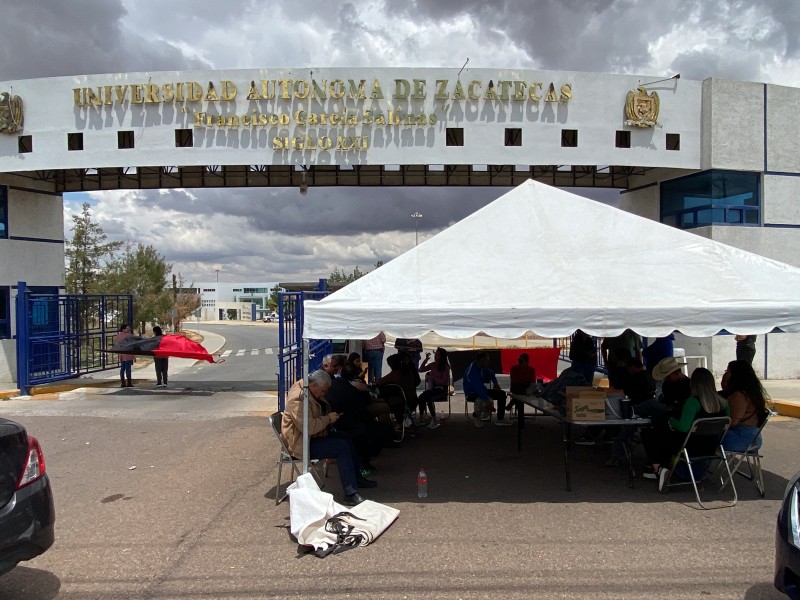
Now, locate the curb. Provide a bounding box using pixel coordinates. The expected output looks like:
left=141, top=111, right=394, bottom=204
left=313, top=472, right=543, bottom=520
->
left=772, top=400, right=800, bottom=420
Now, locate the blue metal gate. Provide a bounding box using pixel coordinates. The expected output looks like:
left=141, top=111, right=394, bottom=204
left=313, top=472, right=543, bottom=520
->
left=15, top=281, right=133, bottom=393
left=277, top=286, right=331, bottom=410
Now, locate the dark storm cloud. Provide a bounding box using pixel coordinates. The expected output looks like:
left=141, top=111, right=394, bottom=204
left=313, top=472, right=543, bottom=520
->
left=0, top=0, right=208, bottom=80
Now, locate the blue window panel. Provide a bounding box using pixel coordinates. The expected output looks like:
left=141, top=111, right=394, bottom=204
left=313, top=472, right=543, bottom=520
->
left=0, top=185, right=7, bottom=239
left=660, top=170, right=761, bottom=230
left=0, top=287, right=9, bottom=338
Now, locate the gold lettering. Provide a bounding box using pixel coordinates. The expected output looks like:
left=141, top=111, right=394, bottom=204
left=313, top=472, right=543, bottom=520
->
left=187, top=82, right=202, bottom=102
left=259, top=114, right=268, bottom=125
left=114, top=85, right=130, bottom=103
left=273, top=137, right=285, bottom=150
left=375, top=113, right=386, bottom=125
left=294, top=110, right=306, bottom=125
left=294, top=80, right=309, bottom=99
left=336, top=136, right=352, bottom=150
left=103, top=86, right=113, bottom=105
left=513, top=81, right=527, bottom=101
left=560, top=83, right=573, bottom=102
left=84, top=87, right=102, bottom=106
left=162, top=83, right=175, bottom=102
left=260, top=80, right=276, bottom=100
left=362, top=110, right=373, bottom=124
left=348, top=79, right=366, bottom=99
left=176, top=83, right=185, bottom=102
left=416, top=113, right=428, bottom=125
left=411, top=79, right=426, bottom=99
left=228, top=116, right=239, bottom=126
left=246, top=82, right=261, bottom=100
left=429, top=113, right=437, bottom=125
left=268, top=114, right=279, bottom=126
left=280, top=114, right=290, bottom=125
left=329, top=79, right=346, bottom=99
left=242, top=115, right=251, bottom=126
left=467, top=81, right=481, bottom=100
left=434, top=80, right=449, bottom=100
left=221, top=80, right=237, bottom=101
left=215, top=115, right=225, bottom=126
left=452, top=81, right=466, bottom=100
left=206, top=83, right=219, bottom=101
left=529, top=82, right=542, bottom=102
left=311, top=79, right=327, bottom=99
left=73, top=88, right=84, bottom=107
left=319, top=136, right=333, bottom=150
left=278, top=79, right=292, bottom=99
left=484, top=85, right=498, bottom=101
left=145, top=84, right=160, bottom=103
left=394, top=79, right=410, bottom=99
left=544, top=83, right=558, bottom=102
left=347, top=113, right=358, bottom=125
left=370, top=79, right=384, bottom=99
left=194, top=112, right=205, bottom=127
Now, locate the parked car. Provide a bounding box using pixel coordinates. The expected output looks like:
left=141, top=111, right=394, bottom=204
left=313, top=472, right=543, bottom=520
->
left=0, top=418, right=55, bottom=576
left=775, top=470, right=800, bottom=598
left=262, top=312, right=278, bottom=323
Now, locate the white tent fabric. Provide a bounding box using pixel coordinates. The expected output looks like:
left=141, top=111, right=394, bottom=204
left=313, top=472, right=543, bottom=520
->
left=304, top=179, right=800, bottom=340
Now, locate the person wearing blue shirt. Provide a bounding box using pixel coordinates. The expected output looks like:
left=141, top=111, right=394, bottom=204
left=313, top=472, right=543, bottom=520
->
left=463, top=352, right=511, bottom=427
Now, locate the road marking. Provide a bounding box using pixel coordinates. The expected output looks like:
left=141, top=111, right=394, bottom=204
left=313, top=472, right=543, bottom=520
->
left=263, top=348, right=274, bottom=355
left=251, top=349, right=258, bottom=356
left=236, top=349, right=246, bottom=357
left=221, top=350, right=232, bottom=358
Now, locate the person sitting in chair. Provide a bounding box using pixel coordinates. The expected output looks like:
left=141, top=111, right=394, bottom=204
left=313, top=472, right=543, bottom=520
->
left=463, top=352, right=511, bottom=427
left=720, top=360, right=769, bottom=452
left=281, top=369, right=377, bottom=507
left=509, top=353, right=536, bottom=395
left=418, top=347, right=451, bottom=429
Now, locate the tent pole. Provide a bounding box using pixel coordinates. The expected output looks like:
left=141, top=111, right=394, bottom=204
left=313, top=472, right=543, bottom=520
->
left=302, top=338, right=310, bottom=474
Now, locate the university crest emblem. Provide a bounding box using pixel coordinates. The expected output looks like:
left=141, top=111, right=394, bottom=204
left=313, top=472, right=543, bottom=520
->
left=625, top=87, right=660, bottom=128
left=0, top=92, right=24, bottom=134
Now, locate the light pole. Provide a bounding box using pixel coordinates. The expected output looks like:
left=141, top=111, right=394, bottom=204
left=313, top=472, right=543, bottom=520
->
left=215, top=269, right=219, bottom=283
left=411, top=211, right=422, bottom=246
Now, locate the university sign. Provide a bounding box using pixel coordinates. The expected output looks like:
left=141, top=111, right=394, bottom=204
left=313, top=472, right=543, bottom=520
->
left=71, top=76, right=574, bottom=151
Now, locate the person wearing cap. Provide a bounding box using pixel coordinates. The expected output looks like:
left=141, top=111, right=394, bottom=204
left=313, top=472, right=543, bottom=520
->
left=652, top=355, right=691, bottom=416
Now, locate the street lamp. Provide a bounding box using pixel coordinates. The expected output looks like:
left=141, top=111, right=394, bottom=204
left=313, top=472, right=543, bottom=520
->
left=215, top=269, right=219, bottom=283
left=411, top=211, right=422, bottom=246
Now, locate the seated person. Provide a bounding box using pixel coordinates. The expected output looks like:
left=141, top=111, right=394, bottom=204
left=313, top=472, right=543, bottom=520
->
left=326, top=364, right=394, bottom=472
left=321, top=353, right=345, bottom=379
left=346, top=352, right=369, bottom=382
left=606, top=347, right=632, bottom=390
left=280, top=370, right=376, bottom=506
left=720, top=360, right=769, bottom=451
left=463, top=351, right=511, bottom=427
left=394, top=338, right=423, bottom=369
left=641, top=368, right=729, bottom=489
left=608, top=357, right=660, bottom=467
left=376, top=353, right=418, bottom=423
left=509, top=353, right=536, bottom=395
left=417, top=347, right=451, bottom=429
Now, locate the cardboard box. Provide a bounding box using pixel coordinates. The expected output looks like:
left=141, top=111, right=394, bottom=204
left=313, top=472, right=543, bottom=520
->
left=567, top=390, right=606, bottom=421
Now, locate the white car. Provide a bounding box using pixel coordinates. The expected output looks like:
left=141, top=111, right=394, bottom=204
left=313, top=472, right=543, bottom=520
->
left=262, top=312, right=278, bottom=322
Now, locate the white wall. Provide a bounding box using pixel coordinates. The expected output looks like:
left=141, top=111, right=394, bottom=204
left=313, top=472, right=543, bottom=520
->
left=701, top=78, right=764, bottom=171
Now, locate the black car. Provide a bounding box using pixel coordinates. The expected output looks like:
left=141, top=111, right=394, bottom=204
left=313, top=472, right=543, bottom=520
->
left=0, top=418, right=55, bottom=575
left=776, top=470, right=800, bottom=598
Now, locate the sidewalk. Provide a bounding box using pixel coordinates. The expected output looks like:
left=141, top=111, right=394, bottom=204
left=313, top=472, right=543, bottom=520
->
left=0, top=329, right=226, bottom=398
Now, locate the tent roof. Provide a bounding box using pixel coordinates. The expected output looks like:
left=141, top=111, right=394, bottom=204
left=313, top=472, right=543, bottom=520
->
left=304, top=180, right=800, bottom=340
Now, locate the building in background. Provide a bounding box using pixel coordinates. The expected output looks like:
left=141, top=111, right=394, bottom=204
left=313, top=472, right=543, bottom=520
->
left=194, top=282, right=280, bottom=321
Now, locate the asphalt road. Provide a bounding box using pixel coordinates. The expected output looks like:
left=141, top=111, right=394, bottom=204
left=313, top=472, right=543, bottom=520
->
left=0, top=380, right=797, bottom=599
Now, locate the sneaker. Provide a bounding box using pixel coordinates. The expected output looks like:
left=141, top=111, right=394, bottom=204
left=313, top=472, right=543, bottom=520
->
left=427, top=419, right=440, bottom=429
left=658, top=467, right=671, bottom=492
left=574, top=434, right=595, bottom=446
left=472, top=414, right=484, bottom=428
left=480, top=413, right=491, bottom=422
left=642, top=466, right=657, bottom=480
left=494, top=418, right=513, bottom=427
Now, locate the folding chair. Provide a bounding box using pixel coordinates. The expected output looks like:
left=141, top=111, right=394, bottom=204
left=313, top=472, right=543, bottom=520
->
left=423, top=370, right=453, bottom=420
left=268, top=411, right=325, bottom=505
left=660, top=416, right=737, bottom=509
left=377, top=383, right=417, bottom=441
left=719, top=409, right=774, bottom=497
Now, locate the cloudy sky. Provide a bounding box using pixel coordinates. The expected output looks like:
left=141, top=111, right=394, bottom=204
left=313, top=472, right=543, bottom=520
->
left=2, top=0, right=798, bottom=284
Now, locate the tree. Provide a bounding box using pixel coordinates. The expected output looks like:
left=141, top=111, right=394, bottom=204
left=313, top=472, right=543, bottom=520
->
left=328, top=265, right=365, bottom=284
left=267, top=285, right=282, bottom=311
left=104, top=243, right=173, bottom=334
left=168, top=274, right=201, bottom=332
left=65, top=203, right=122, bottom=294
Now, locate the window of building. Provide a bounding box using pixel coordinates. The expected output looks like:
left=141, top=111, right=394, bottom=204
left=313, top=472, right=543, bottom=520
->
left=615, top=130, right=630, bottom=148
left=660, top=170, right=760, bottom=229
left=504, top=128, right=522, bottom=146
left=118, top=130, right=135, bottom=149
left=561, top=129, right=578, bottom=147
left=666, top=133, right=680, bottom=151
left=18, top=135, right=32, bottom=153
left=68, top=132, right=84, bottom=151
left=0, top=185, right=7, bottom=239
left=0, top=286, right=9, bottom=338
left=175, top=129, right=193, bottom=147
left=446, top=128, right=464, bottom=146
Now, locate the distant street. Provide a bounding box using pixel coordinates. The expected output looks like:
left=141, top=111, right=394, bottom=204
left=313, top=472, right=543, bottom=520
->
left=172, top=322, right=281, bottom=392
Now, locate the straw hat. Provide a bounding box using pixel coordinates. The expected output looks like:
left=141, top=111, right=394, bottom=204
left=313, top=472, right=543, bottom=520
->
left=651, top=356, right=687, bottom=381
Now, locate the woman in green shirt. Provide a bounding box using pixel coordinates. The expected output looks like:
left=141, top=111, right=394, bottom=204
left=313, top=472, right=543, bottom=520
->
left=642, top=368, right=728, bottom=488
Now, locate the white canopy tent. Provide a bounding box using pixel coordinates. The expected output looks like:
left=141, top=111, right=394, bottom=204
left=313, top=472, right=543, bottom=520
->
left=304, top=179, right=800, bottom=340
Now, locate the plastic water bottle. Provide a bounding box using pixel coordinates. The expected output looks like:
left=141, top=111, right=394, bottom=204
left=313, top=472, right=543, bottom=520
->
left=417, top=467, right=428, bottom=498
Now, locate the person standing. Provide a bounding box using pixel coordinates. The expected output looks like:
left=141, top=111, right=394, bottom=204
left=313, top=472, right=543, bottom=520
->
left=114, top=324, right=135, bottom=388
left=735, top=335, right=757, bottom=365
left=362, top=332, right=386, bottom=382
left=152, top=326, right=169, bottom=388
left=569, top=329, right=597, bottom=386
